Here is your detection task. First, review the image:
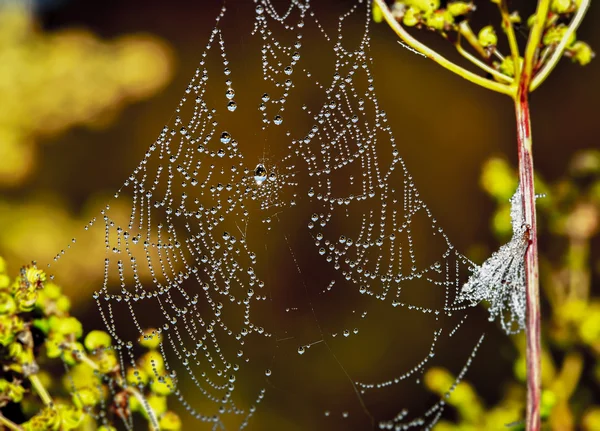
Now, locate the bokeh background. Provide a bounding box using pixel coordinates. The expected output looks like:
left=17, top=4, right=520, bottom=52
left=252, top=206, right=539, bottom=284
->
left=1, top=0, right=599, bottom=429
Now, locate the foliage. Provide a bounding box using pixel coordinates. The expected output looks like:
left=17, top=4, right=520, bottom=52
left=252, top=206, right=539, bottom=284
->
left=0, top=259, right=180, bottom=430
left=373, top=1, right=594, bottom=428
left=424, top=150, right=600, bottom=430
left=0, top=4, right=175, bottom=302
left=372, top=0, right=593, bottom=95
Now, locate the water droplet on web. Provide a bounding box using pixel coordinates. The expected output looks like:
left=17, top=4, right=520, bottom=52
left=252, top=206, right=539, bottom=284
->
left=220, top=132, right=231, bottom=144
left=254, top=164, right=267, bottom=185
left=51, top=2, right=494, bottom=428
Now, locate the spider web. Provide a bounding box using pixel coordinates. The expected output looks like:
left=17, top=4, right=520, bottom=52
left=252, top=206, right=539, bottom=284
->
left=45, top=1, right=500, bottom=429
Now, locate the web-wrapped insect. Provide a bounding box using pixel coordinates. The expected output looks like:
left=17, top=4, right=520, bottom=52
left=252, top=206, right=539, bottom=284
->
left=457, top=188, right=532, bottom=334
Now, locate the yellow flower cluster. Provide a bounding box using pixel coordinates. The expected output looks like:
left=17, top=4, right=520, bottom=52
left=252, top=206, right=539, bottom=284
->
left=0, top=5, right=174, bottom=186
left=0, top=258, right=182, bottom=430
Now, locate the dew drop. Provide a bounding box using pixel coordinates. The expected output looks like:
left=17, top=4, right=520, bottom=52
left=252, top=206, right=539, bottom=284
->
left=220, top=132, right=231, bottom=144
left=254, top=164, right=267, bottom=185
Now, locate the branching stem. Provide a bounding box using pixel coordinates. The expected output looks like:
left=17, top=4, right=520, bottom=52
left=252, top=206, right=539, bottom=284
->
left=531, top=0, right=590, bottom=91
left=65, top=345, right=161, bottom=431
left=455, top=38, right=513, bottom=84
left=523, top=0, right=551, bottom=83
left=498, top=0, right=521, bottom=78
left=373, top=0, right=513, bottom=95
left=457, top=22, right=489, bottom=59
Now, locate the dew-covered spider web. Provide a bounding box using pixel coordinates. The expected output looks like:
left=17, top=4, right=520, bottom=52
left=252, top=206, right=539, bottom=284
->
left=45, top=1, right=527, bottom=429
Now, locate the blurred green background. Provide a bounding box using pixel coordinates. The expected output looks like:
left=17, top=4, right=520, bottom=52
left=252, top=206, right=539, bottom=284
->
left=1, top=0, right=600, bottom=429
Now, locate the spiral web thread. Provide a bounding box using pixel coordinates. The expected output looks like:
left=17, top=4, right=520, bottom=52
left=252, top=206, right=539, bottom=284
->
left=43, top=1, right=526, bottom=429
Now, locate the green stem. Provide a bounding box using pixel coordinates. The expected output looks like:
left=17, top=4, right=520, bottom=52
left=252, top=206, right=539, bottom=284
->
left=125, top=386, right=160, bottom=431
left=523, top=0, right=552, bottom=82
left=29, top=374, right=53, bottom=407
left=68, top=346, right=161, bottom=431
left=530, top=0, right=590, bottom=91
left=457, top=22, right=489, bottom=59
left=0, top=413, right=22, bottom=431
left=498, top=0, right=522, bottom=79
left=455, top=38, right=513, bottom=84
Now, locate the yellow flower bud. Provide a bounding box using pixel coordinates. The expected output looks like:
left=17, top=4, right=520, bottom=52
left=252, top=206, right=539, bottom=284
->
left=426, top=10, right=453, bottom=31
left=58, top=404, right=84, bottom=430
left=0, top=293, right=16, bottom=314
left=408, top=0, right=440, bottom=14
left=139, top=328, right=162, bottom=350
left=540, top=390, right=557, bottom=420
left=139, top=351, right=165, bottom=376
left=45, top=332, right=65, bottom=358
left=126, top=367, right=149, bottom=386
left=447, top=1, right=473, bottom=16
left=403, top=7, right=420, bottom=27
left=569, top=41, right=595, bottom=66
left=15, top=288, right=37, bottom=312
left=372, top=2, right=383, bottom=23
left=97, top=349, right=119, bottom=373
left=424, top=367, right=454, bottom=393
left=55, top=295, right=71, bottom=313
left=43, top=283, right=61, bottom=300
left=551, top=0, right=573, bottom=14
left=159, top=411, right=182, bottom=431
left=583, top=407, right=600, bottom=431
left=25, top=266, right=46, bottom=287
left=63, top=342, right=86, bottom=366
left=72, top=386, right=101, bottom=409
left=50, top=316, right=83, bottom=338
left=497, top=56, right=523, bottom=77
left=543, top=24, right=575, bottom=46
left=150, top=374, right=176, bottom=396
left=478, top=25, right=498, bottom=48
left=84, top=330, right=112, bottom=351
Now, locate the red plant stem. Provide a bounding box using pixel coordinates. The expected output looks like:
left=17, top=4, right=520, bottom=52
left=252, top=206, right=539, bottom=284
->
left=515, top=83, right=541, bottom=431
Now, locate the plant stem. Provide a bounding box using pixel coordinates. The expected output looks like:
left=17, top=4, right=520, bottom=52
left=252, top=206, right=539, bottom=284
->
left=530, top=0, right=590, bottom=91
left=29, top=374, right=53, bottom=407
left=373, top=0, right=513, bottom=95
left=514, top=84, right=541, bottom=431
left=498, top=0, right=521, bottom=79
left=0, top=413, right=22, bottom=431
left=67, top=346, right=161, bottom=431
